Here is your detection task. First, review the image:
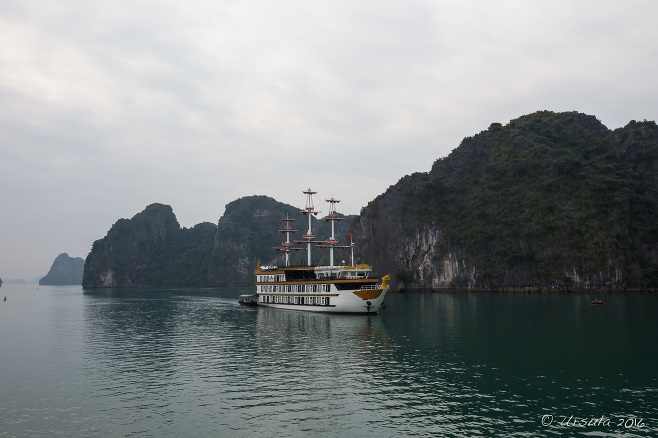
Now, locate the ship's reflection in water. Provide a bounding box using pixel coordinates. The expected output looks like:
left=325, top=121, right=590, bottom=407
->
left=237, top=306, right=395, bottom=435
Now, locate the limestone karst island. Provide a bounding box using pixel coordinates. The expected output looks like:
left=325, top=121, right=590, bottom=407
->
left=80, top=111, right=658, bottom=293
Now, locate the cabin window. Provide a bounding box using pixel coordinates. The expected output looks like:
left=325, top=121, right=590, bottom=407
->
left=312, top=297, right=317, bottom=305
left=325, top=297, right=330, bottom=306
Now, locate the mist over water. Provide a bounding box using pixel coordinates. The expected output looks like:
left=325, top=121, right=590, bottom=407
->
left=1, top=285, right=656, bottom=437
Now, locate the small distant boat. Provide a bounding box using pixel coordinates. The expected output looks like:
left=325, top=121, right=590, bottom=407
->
left=238, top=294, right=258, bottom=306
left=590, top=299, right=603, bottom=306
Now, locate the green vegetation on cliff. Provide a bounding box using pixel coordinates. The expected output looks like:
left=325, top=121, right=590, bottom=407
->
left=355, top=111, right=658, bottom=290
left=83, top=204, right=217, bottom=287
left=83, top=198, right=354, bottom=288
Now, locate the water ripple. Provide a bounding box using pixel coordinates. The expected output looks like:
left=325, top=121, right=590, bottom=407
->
left=1, top=287, right=657, bottom=437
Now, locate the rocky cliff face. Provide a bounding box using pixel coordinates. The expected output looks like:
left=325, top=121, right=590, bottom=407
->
left=40, top=253, right=85, bottom=285
left=83, top=198, right=354, bottom=288
left=83, top=204, right=217, bottom=287
left=353, top=111, right=658, bottom=291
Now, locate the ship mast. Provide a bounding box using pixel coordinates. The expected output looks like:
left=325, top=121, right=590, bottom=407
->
left=274, top=214, right=301, bottom=266
left=349, top=230, right=354, bottom=267
left=300, top=188, right=319, bottom=266
left=324, top=197, right=344, bottom=267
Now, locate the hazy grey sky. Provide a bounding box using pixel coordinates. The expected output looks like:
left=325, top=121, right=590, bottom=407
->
left=2, top=0, right=657, bottom=280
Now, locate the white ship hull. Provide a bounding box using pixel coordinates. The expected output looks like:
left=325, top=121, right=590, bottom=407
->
left=256, top=283, right=389, bottom=314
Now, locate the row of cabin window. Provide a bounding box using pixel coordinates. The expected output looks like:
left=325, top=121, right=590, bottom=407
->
left=257, top=274, right=286, bottom=282
left=259, top=284, right=331, bottom=293
left=259, top=295, right=330, bottom=306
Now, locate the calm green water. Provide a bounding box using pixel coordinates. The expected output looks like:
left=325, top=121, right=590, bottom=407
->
left=0, top=285, right=656, bottom=437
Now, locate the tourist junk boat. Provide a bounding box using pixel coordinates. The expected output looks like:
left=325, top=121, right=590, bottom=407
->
left=253, top=189, right=390, bottom=314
